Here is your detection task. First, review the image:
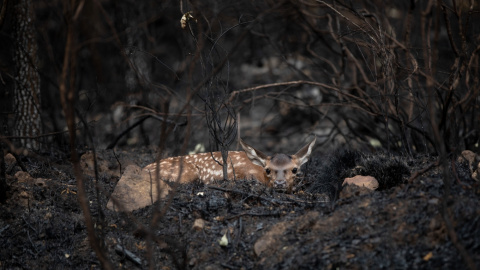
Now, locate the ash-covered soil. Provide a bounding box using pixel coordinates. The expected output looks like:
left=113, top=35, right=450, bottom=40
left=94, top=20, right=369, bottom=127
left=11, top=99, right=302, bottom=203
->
left=1, top=148, right=479, bottom=269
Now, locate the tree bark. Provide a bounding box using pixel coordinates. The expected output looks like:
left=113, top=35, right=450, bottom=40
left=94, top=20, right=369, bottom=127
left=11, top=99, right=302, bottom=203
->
left=0, top=144, right=6, bottom=203
left=12, top=0, right=41, bottom=150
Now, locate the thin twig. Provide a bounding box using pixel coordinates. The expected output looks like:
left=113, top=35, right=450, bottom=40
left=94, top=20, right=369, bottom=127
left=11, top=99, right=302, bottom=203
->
left=408, top=161, right=438, bottom=183
left=59, top=1, right=113, bottom=268
left=115, top=245, right=142, bottom=266
left=207, top=185, right=282, bottom=206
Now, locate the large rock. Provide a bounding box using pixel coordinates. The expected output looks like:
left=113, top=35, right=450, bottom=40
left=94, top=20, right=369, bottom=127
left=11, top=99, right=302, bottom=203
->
left=343, top=175, right=379, bottom=190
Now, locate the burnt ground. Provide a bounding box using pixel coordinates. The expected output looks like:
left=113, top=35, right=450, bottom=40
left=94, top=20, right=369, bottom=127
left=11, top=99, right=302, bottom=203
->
left=0, top=148, right=479, bottom=270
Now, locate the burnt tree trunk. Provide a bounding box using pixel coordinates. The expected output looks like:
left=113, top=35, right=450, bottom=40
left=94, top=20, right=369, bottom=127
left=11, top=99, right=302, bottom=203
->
left=0, top=144, right=5, bottom=203
left=12, top=0, right=41, bottom=150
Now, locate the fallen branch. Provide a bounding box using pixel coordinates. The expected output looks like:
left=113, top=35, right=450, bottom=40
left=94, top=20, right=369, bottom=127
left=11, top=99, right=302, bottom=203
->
left=206, top=185, right=282, bottom=206
left=226, top=210, right=282, bottom=220
left=408, top=161, right=438, bottom=183
left=115, top=244, right=142, bottom=266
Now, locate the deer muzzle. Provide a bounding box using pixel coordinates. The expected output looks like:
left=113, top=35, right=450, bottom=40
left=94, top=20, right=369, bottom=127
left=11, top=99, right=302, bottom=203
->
left=273, top=176, right=287, bottom=190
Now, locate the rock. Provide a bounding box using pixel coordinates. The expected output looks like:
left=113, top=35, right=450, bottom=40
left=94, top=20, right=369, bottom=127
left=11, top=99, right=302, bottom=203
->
left=14, top=171, right=49, bottom=188
left=193, top=218, right=205, bottom=231
left=254, top=216, right=292, bottom=257
left=106, top=165, right=171, bottom=212
left=5, top=153, right=16, bottom=168
left=458, top=150, right=477, bottom=165
left=34, top=178, right=47, bottom=187
left=472, top=161, right=480, bottom=181
left=343, top=175, right=379, bottom=190
left=15, top=171, right=34, bottom=183
left=254, top=233, right=277, bottom=257
left=458, top=150, right=480, bottom=181
left=19, top=190, right=29, bottom=198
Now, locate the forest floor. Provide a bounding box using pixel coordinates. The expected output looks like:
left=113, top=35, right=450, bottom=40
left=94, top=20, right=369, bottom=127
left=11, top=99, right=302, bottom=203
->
left=0, top=147, right=479, bottom=269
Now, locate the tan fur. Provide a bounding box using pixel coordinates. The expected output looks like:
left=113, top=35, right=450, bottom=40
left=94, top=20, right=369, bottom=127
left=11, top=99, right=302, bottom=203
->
left=143, top=137, right=316, bottom=192
left=143, top=151, right=267, bottom=184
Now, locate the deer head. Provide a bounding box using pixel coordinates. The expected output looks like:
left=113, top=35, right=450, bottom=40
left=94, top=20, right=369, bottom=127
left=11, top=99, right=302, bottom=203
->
left=239, top=136, right=316, bottom=192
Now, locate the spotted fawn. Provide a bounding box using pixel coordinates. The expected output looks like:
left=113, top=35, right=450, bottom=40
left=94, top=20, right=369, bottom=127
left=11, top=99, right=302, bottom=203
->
left=143, top=137, right=316, bottom=192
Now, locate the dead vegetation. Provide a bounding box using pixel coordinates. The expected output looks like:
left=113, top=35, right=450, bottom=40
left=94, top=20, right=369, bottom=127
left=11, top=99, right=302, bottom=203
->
left=1, top=0, right=480, bottom=269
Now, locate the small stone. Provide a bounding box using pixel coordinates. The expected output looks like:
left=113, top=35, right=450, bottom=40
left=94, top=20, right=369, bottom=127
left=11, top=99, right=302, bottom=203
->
left=254, top=238, right=270, bottom=256
left=458, top=150, right=476, bottom=165
left=472, top=163, right=480, bottom=181
left=19, top=191, right=29, bottom=198
left=192, top=218, right=205, bottom=231
left=15, top=171, right=33, bottom=183
left=188, top=257, right=197, bottom=266
left=458, top=150, right=480, bottom=181
left=428, top=198, right=439, bottom=204
left=35, top=178, right=47, bottom=187
left=5, top=153, right=16, bottom=167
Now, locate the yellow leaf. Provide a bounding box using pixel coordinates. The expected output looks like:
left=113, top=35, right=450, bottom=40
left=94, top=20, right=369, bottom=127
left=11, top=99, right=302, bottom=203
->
left=423, top=252, right=433, bottom=261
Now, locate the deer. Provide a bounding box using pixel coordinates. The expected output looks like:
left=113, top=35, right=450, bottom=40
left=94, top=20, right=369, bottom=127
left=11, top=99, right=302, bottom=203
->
left=107, top=137, right=316, bottom=211
left=143, top=137, right=316, bottom=192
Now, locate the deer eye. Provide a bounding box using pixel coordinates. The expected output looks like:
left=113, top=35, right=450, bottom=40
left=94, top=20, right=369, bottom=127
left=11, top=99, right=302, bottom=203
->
left=292, top=168, right=298, bottom=174
left=265, top=168, right=271, bottom=175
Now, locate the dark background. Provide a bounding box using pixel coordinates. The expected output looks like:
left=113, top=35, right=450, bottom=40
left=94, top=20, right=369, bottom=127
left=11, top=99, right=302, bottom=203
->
left=1, top=0, right=478, bottom=156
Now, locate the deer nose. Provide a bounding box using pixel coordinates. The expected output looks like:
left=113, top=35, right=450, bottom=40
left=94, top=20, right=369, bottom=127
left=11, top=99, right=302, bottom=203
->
left=274, top=179, right=287, bottom=189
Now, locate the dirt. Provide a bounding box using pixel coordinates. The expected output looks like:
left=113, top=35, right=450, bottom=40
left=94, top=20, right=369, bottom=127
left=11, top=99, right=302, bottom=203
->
left=1, top=148, right=479, bottom=269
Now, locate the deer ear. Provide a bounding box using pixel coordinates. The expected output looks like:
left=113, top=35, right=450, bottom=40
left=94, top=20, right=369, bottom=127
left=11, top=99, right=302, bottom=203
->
left=239, top=139, right=269, bottom=167
left=293, top=136, right=316, bottom=166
